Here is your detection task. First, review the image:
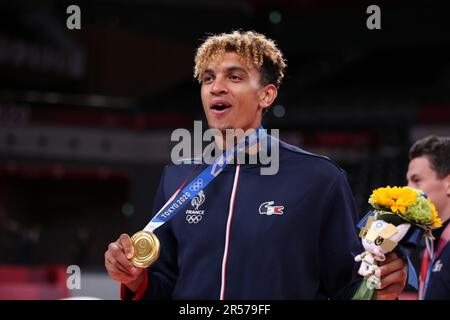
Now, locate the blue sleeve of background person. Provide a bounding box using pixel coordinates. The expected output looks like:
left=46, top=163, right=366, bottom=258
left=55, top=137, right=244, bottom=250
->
left=141, top=165, right=179, bottom=299
left=318, top=170, right=363, bottom=299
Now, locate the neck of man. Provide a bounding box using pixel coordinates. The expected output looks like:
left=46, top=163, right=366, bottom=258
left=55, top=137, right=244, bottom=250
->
left=214, top=126, right=261, bottom=155
left=439, top=202, right=450, bottom=224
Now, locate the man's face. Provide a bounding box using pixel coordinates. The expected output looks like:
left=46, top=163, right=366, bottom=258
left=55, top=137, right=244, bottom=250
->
left=200, top=52, right=275, bottom=133
left=407, top=156, right=449, bottom=215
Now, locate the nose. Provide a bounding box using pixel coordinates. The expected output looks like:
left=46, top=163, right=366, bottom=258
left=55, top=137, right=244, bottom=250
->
left=210, top=76, right=227, bottom=95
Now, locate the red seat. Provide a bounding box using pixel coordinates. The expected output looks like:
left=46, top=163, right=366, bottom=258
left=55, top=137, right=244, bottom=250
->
left=0, top=265, right=69, bottom=300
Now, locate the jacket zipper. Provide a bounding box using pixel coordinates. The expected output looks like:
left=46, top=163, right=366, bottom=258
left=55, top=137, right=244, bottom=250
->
left=219, top=164, right=240, bottom=300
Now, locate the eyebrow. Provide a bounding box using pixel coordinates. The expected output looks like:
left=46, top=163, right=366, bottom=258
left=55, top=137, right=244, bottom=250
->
left=203, top=66, right=249, bottom=75
left=225, top=66, right=249, bottom=74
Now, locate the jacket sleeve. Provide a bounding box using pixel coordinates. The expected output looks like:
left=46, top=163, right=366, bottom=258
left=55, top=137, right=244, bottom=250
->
left=318, top=170, right=363, bottom=299
left=121, top=165, right=179, bottom=300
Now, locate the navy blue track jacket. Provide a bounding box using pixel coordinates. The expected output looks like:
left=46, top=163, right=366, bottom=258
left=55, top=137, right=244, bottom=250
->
left=125, top=139, right=363, bottom=299
left=424, top=219, right=450, bottom=299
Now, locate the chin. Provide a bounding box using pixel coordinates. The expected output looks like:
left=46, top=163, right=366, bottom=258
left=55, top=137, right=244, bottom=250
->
left=208, top=122, right=230, bottom=132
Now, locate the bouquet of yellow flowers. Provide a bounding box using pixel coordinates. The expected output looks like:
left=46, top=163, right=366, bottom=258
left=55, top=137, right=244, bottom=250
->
left=352, top=186, right=442, bottom=300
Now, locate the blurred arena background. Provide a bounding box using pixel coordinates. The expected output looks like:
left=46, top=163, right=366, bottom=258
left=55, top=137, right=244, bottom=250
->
left=0, top=0, right=449, bottom=299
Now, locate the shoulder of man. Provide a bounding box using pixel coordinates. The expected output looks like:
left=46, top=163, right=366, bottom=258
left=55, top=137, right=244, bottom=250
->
left=160, top=157, right=204, bottom=185
left=278, top=139, right=345, bottom=175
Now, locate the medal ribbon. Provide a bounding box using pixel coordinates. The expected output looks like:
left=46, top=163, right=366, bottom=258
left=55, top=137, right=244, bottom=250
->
left=143, top=128, right=266, bottom=233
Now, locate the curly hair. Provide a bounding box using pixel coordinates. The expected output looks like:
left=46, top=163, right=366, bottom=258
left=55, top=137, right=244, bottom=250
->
left=409, top=135, right=450, bottom=179
left=194, top=30, right=287, bottom=88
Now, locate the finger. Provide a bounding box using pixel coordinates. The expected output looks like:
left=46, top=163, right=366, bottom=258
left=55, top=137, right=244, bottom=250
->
left=105, top=258, right=127, bottom=277
left=379, top=268, right=407, bottom=289
left=106, top=255, right=133, bottom=276
left=105, top=256, right=142, bottom=285
left=119, top=234, right=134, bottom=260
left=109, top=242, right=137, bottom=274
left=377, top=283, right=403, bottom=300
left=379, top=251, right=400, bottom=265
left=379, top=257, right=406, bottom=277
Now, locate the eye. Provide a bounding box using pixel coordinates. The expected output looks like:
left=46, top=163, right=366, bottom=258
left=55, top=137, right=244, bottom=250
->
left=374, top=221, right=384, bottom=229
left=203, top=75, right=214, bottom=84
left=374, top=236, right=384, bottom=246
left=229, top=74, right=242, bottom=81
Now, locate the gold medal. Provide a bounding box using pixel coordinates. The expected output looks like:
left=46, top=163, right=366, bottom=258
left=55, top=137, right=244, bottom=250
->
left=130, top=231, right=160, bottom=268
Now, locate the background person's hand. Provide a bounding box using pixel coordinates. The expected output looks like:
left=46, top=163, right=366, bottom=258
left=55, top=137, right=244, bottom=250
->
left=105, top=233, right=145, bottom=292
left=376, top=251, right=408, bottom=300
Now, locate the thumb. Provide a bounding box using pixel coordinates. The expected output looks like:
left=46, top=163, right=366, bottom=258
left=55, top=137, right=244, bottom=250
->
left=119, top=233, right=133, bottom=259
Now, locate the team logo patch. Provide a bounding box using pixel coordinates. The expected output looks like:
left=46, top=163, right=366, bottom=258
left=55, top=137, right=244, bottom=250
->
left=433, top=260, right=443, bottom=273
left=186, top=190, right=206, bottom=224
left=259, top=201, right=284, bottom=216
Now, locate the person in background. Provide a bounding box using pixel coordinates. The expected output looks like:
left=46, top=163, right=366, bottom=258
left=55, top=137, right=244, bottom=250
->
left=407, top=135, right=450, bottom=299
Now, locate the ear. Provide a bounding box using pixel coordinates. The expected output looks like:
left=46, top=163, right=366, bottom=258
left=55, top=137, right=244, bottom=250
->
left=390, top=223, right=411, bottom=243
left=258, top=84, right=278, bottom=111
left=445, top=174, right=450, bottom=197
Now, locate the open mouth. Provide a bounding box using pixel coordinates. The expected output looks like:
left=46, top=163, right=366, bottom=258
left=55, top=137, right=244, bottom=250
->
left=210, top=103, right=231, bottom=111
left=210, top=101, right=232, bottom=114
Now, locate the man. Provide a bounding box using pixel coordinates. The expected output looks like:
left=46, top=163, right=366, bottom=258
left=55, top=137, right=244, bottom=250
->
left=407, top=135, right=450, bottom=299
left=105, top=31, right=406, bottom=299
